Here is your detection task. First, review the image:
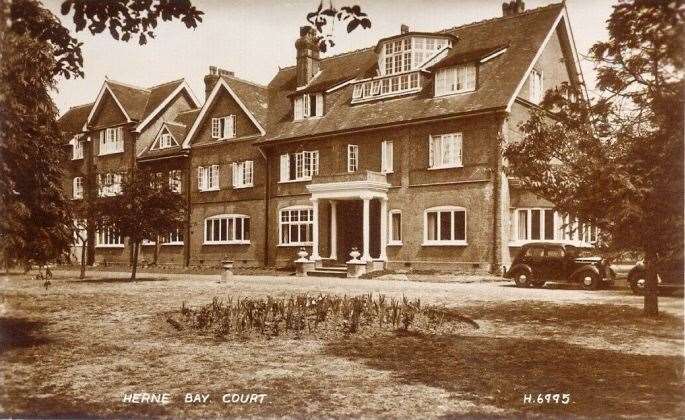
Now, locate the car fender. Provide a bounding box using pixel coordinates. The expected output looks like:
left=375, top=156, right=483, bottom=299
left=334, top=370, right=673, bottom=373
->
left=570, top=265, right=600, bottom=281
left=506, top=263, right=533, bottom=279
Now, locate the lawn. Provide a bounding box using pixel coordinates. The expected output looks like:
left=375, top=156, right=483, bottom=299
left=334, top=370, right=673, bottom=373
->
left=1, top=272, right=683, bottom=418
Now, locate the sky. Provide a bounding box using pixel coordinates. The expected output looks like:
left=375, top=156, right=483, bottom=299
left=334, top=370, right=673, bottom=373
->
left=44, top=0, right=617, bottom=115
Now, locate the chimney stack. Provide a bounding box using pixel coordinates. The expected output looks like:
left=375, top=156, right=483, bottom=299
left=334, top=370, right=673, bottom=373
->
left=295, top=26, right=320, bottom=87
left=204, top=66, right=234, bottom=99
left=502, top=0, right=525, bottom=17
left=400, top=24, right=410, bottom=34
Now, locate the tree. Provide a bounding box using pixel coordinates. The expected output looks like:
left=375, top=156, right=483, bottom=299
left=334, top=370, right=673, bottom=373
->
left=503, top=0, right=683, bottom=316
left=95, top=170, right=185, bottom=280
left=305, top=1, right=371, bottom=52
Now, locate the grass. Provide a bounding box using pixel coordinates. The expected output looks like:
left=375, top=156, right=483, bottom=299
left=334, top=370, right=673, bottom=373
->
left=1, top=273, right=683, bottom=418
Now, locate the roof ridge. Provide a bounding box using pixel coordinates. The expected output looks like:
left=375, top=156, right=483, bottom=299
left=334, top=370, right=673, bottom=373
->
left=220, top=74, right=268, bottom=90
left=278, top=2, right=563, bottom=69
left=176, top=108, right=200, bottom=115
left=165, top=121, right=186, bottom=127
left=68, top=102, right=94, bottom=110
left=147, top=78, right=185, bottom=90
left=106, top=79, right=151, bottom=92
left=438, top=2, right=564, bottom=34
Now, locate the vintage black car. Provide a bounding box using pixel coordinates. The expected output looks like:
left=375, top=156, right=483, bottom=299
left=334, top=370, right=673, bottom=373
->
left=627, top=258, right=684, bottom=295
left=505, top=242, right=612, bottom=289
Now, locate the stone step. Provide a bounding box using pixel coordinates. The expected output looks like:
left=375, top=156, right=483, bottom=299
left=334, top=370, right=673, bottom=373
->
left=315, top=266, right=347, bottom=272
left=308, top=269, right=348, bottom=278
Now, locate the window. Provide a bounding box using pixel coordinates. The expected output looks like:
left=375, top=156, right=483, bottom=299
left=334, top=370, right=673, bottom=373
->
left=279, top=207, right=314, bottom=245
left=72, top=138, right=84, bottom=160
left=99, top=127, right=124, bottom=155
left=389, top=210, right=402, bottom=245
left=559, top=214, right=598, bottom=244
left=435, top=64, right=477, bottom=96
left=232, top=160, right=254, bottom=188
left=197, top=165, right=220, bottom=191
left=279, top=151, right=319, bottom=182
left=429, top=133, right=463, bottom=169
left=97, top=173, right=122, bottom=197
left=96, top=228, right=123, bottom=247
left=524, top=246, right=545, bottom=258
left=294, top=93, right=323, bottom=120
left=424, top=206, right=466, bottom=245
left=547, top=247, right=564, bottom=258
left=514, top=208, right=556, bottom=241
left=168, top=170, right=182, bottom=193
left=211, top=115, right=236, bottom=139
left=530, top=69, right=543, bottom=104
left=347, top=144, right=358, bottom=172
left=73, top=177, right=83, bottom=200
left=165, top=228, right=184, bottom=245
left=381, top=140, right=394, bottom=173
left=157, top=132, right=175, bottom=149
left=204, top=214, right=251, bottom=244
left=73, top=219, right=87, bottom=246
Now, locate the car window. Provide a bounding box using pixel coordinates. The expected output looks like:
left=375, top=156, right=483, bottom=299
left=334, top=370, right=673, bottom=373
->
left=547, top=248, right=564, bottom=258
left=525, top=247, right=545, bottom=258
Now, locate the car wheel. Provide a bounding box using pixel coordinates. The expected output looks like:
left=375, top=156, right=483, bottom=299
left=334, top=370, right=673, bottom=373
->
left=580, top=271, right=600, bottom=290
left=628, top=273, right=645, bottom=295
left=513, top=270, right=532, bottom=288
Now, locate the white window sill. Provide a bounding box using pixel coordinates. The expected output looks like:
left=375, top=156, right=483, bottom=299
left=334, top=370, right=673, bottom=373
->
left=203, top=240, right=250, bottom=245
left=98, top=150, right=124, bottom=156
left=213, top=136, right=236, bottom=141
left=422, top=240, right=467, bottom=247
left=278, top=242, right=313, bottom=247
left=428, top=164, right=463, bottom=171
left=278, top=178, right=312, bottom=184
left=72, top=197, right=83, bottom=201
left=294, top=116, right=323, bottom=122
left=95, top=244, right=125, bottom=248
left=434, top=89, right=476, bottom=98
left=72, top=157, right=84, bottom=161
left=162, top=242, right=184, bottom=246
left=381, top=170, right=394, bottom=175
left=233, top=184, right=254, bottom=189
left=199, top=188, right=220, bottom=192
left=388, top=241, right=403, bottom=246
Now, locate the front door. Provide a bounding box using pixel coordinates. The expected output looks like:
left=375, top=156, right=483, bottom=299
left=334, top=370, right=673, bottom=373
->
left=336, top=200, right=363, bottom=263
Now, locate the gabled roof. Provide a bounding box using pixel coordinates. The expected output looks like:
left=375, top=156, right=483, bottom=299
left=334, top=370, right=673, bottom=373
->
left=261, top=2, right=567, bottom=144
left=82, top=78, right=200, bottom=131
left=137, top=109, right=199, bottom=161
left=58, top=103, right=93, bottom=140
left=181, top=76, right=267, bottom=148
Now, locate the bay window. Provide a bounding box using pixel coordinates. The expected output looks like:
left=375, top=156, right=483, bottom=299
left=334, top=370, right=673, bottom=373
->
left=429, top=133, right=463, bottom=169
left=279, top=150, right=319, bottom=182
left=510, top=209, right=598, bottom=246
left=424, top=206, right=467, bottom=245
left=204, top=214, right=251, bottom=244
left=279, top=206, right=314, bottom=245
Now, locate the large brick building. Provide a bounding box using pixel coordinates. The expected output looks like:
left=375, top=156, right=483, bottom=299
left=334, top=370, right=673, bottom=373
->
left=59, top=2, right=596, bottom=273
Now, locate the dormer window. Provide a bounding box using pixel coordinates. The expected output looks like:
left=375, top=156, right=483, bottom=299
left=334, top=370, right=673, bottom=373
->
left=379, top=36, right=451, bottom=75
left=435, top=64, right=477, bottom=97
left=211, top=115, right=236, bottom=140
left=158, top=133, right=174, bottom=149
left=294, top=93, right=323, bottom=120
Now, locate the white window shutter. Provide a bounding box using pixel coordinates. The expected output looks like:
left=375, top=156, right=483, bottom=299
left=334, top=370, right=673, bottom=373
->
left=312, top=151, right=319, bottom=175
left=246, top=160, right=254, bottom=185
left=197, top=166, right=204, bottom=190
left=303, top=95, right=310, bottom=118
left=230, top=115, right=236, bottom=138
left=117, top=126, right=124, bottom=151
left=211, top=165, right=219, bottom=189
left=456, top=133, right=463, bottom=166
left=280, top=154, right=289, bottom=182
left=232, top=162, right=238, bottom=188
left=315, top=94, right=323, bottom=116
left=294, top=97, right=303, bottom=120
left=428, top=135, right=434, bottom=167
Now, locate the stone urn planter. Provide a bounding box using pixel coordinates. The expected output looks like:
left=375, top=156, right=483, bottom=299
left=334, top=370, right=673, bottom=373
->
left=294, top=247, right=315, bottom=276
left=346, top=247, right=367, bottom=278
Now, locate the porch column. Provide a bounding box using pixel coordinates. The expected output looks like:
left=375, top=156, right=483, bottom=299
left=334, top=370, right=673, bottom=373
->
left=329, top=201, right=337, bottom=260
left=361, top=195, right=372, bottom=262
left=379, top=197, right=388, bottom=261
left=310, top=197, right=321, bottom=261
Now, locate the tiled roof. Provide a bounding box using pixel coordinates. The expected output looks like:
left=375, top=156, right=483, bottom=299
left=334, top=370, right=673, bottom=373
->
left=58, top=103, right=93, bottom=139
left=222, top=75, right=269, bottom=128
left=261, top=2, right=565, bottom=143
left=137, top=109, right=199, bottom=160
left=106, top=79, right=185, bottom=122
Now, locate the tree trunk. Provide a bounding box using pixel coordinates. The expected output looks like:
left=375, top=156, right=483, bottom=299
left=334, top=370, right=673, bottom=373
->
left=131, top=241, right=139, bottom=281
left=153, top=234, right=160, bottom=266
left=643, top=251, right=659, bottom=317
left=80, top=239, right=87, bottom=279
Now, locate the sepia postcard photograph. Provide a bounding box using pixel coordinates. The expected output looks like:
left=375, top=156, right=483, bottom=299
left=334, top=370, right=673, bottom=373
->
left=0, top=0, right=683, bottom=418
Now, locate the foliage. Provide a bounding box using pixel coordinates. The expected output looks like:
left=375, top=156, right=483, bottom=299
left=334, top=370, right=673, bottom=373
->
left=169, top=293, right=478, bottom=340
left=305, top=1, right=371, bottom=52
left=503, top=0, right=683, bottom=315
left=0, top=30, right=74, bottom=267
left=95, top=169, right=185, bottom=280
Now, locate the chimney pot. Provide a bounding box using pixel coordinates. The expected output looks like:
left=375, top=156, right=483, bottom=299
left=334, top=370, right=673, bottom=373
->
left=204, top=66, right=234, bottom=100
left=400, top=24, right=409, bottom=34
left=502, top=2, right=510, bottom=17
left=295, top=26, right=320, bottom=87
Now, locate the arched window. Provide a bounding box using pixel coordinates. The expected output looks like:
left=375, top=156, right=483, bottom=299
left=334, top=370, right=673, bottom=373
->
left=278, top=205, right=314, bottom=246
left=204, top=214, right=250, bottom=245
left=423, top=206, right=467, bottom=245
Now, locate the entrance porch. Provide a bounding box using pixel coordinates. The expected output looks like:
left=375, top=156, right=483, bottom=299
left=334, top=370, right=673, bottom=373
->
left=306, top=171, right=390, bottom=270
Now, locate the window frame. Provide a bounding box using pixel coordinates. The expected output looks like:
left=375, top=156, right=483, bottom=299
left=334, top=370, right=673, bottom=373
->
left=95, top=227, right=124, bottom=248
left=429, top=133, right=463, bottom=169
left=278, top=206, right=314, bottom=246
left=347, top=144, right=359, bottom=173
left=211, top=115, right=236, bottom=140
left=381, top=140, right=394, bottom=174
left=197, top=165, right=220, bottom=192
left=422, top=206, right=467, bottom=246
left=530, top=69, right=543, bottom=104
left=388, top=209, right=402, bottom=245
left=99, top=127, right=124, bottom=156
left=203, top=214, right=251, bottom=245
left=72, top=137, right=84, bottom=160
left=434, top=64, right=477, bottom=97
left=279, top=151, right=319, bottom=183
left=72, top=176, right=84, bottom=200
left=294, top=93, right=324, bottom=120
left=232, top=160, right=254, bottom=189
left=168, top=170, right=183, bottom=193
